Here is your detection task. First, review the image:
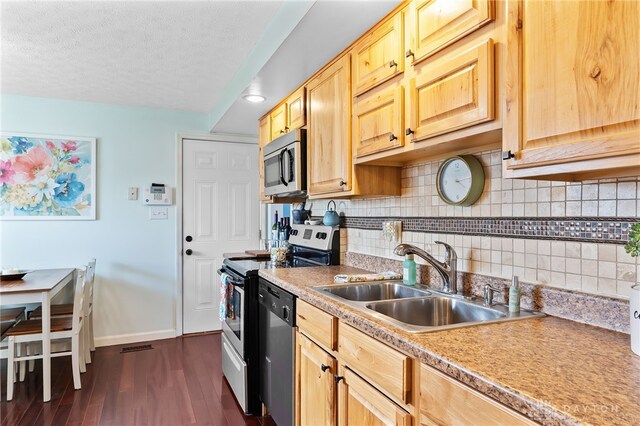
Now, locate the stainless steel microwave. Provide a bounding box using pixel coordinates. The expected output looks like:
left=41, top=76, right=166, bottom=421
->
left=263, top=129, right=306, bottom=197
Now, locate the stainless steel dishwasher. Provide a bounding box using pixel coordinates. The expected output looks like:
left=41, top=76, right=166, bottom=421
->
left=258, top=278, right=295, bottom=426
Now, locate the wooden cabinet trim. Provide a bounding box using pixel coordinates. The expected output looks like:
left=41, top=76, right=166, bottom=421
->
left=354, top=84, right=405, bottom=158
left=409, top=38, right=495, bottom=143
left=409, top=0, right=495, bottom=66
left=338, top=322, right=411, bottom=404
left=297, top=299, right=338, bottom=351
left=420, top=364, right=536, bottom=426
left=353, top=12, right=405, bottom=96
left=338, top=367, right=411, bottom=426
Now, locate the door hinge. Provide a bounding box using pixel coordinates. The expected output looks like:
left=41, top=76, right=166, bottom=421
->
left=516, top=19, right=523, bottom=30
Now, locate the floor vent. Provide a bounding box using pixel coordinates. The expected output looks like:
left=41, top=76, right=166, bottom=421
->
left=120, top=344, right=153, bottom=353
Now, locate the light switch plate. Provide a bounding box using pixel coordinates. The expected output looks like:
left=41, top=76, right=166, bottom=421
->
left=382, top=220, right=402, bottom=242
left=128, top=187, right=138, bottom=200
left=149, top=206, right=168, bottom=220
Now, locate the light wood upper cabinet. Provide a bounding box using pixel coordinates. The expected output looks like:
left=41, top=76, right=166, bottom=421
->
left=338, top=367, right=411, bottom=426
left=408, top=0, right=494, bottom=64
left=353, top=12, right=405, bottom=96
left=296, top=332, right=337, bottom=426
left=420, top=364, right=536, bottom=426
left=307, top=54, right=353, bottom=195
left=258, top=115, right=271, bottom=202
left=287, top=87, right=306, bottom=131
left=354, top=85, right=405, bottom=158
left=503, top=0, right=640, bottom=178
left=408, top=38, right=494, bottom=142
left=270, top=103, right=288, bottom=140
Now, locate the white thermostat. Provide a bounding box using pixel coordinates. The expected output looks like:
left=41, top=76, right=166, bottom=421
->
left=143, top=183, right=172, bottom=205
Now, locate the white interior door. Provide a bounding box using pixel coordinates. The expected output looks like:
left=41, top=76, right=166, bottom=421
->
left=182, top=139, right=259, bottom=334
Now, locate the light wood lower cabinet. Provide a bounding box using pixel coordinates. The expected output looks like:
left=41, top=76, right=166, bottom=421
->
left=296, top=332, right=337, bottom=426
left=297, top=299, right=337, bottom=351
left=338, top=367, right=411, bottom=426
left=420, top=364, right=536, bottom=426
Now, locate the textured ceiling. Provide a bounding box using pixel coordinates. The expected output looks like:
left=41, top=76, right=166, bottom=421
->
left=213, top=0, right=400, bottom=135
left=0, top=0, right=282, bottom=112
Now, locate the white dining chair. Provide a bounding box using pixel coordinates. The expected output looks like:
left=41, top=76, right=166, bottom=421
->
left=5, top=267, right=87, bottom=401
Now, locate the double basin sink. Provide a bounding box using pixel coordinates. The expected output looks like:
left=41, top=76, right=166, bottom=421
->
left=311, top=281, right=543, bottom=333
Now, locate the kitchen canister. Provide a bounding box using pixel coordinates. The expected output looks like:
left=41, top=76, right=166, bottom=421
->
left=631, top=284, right=640, bottom=355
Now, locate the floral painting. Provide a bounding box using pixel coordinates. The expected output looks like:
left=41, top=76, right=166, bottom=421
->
left=0, top=132, right=96, bottom=220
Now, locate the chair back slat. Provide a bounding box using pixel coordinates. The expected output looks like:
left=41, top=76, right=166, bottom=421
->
left=72, top=267, right=86, bottom=332
left=83, top=259, right=96, bottom=317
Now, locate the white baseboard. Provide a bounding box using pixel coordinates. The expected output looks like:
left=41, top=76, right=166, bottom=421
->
left=94, top=329, right=176, bottom=348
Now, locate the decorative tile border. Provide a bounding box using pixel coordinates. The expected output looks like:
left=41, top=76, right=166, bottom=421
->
left=336, top=216, right=636, bottom=244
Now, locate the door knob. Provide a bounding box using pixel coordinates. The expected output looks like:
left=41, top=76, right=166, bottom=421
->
left=185, top=235, right=193, bottom=242
left=185, top=249, right=193, bottom=256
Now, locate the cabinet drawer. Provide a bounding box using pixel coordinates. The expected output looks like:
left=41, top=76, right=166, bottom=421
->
left=352, top=12, right=404, bottom=95
left=338, top=323, right=411, bottom=404
left=297, top=300, right=337, bottom=350
left=420, top=364, right=537, bottom=425
left=409, top=0, right=494, bottom=64
left=354, top=85, right=405, bottom=158
left=409, top=39, right=494, bottom=142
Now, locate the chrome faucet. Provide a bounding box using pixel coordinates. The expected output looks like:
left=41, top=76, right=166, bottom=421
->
left=394, top=242, right=458, bottom=295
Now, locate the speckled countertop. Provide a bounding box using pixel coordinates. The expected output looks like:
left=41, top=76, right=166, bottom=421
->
left=258, top=265, right=640, bottom=426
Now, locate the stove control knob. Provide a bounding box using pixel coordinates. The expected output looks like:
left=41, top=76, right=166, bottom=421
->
left=316, top=232, right=321, bottom=239
left=322, top=232, right=327, bottom=239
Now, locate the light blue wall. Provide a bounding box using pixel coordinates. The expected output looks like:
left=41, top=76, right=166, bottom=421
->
left=0, top=94, right=209, bottom=344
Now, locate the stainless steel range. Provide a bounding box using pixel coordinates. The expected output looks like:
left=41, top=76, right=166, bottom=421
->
left=218, top=224, right=340, bottom=419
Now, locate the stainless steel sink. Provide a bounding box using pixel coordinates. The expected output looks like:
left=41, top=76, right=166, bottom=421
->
left=314, top=281, right=431, bottom=302
left=310, top=281, right=544, bottom=333
left=366, top=297, right=506, bottom=327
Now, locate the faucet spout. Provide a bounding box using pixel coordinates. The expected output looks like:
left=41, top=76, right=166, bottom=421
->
left=394, top=242, right=458, bottom=295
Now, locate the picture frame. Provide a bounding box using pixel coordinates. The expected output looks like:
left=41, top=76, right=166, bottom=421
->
left=0, top=132, right=97, bottom=220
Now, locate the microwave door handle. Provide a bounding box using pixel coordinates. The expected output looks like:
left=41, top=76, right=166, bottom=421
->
left=287, top=149, right=294, bottom=183
left=279, top=149, right=287, bottom=186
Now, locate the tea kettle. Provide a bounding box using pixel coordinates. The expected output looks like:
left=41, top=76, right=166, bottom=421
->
left=323, top=200, right=340, bottom=226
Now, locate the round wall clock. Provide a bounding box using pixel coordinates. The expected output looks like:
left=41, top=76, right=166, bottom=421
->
left=436, top=155, right=485, bottom=206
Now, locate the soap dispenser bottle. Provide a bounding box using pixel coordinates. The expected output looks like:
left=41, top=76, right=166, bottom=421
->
left=509, top=276, right=521, bottom=313
left=403, top=254, right=416, bottom=286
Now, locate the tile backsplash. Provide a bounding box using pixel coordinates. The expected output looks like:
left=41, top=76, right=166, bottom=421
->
left=330, top=149, right=640, bottom=299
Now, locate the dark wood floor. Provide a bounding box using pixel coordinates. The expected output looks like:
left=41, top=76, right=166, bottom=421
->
left=1, top=333, right=276, bottom=426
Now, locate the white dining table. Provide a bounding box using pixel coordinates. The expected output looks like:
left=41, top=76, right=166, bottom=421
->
left=0, top=268, right=75, bottom=402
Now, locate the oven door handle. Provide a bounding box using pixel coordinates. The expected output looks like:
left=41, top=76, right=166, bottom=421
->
left=217, top=268, right=245, bottom=288
left=279, top=148, right=288, bottom=186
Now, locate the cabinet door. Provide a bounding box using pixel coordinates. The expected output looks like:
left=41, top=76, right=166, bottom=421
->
left=408, top=0, right=494, bottom=64
left=307, top=55, right=352, bottom=195
left=287, top=87, right=306, bottom=130
left=270, top=103, right=288, bottom=140
left=353, top=12, right=404, bottom=95
left=296, top=332, right=336, bottom=426
left=354, top=85, right=404, bottom=158
left=338, top=367, right=411, bottom=426
left=408, top=39, right=494, bottom=142
left=258, top=116, right=272, bottom=202
left=503, top=0, right=640, bottom=171
left=420, top=364, right=536, bottom=426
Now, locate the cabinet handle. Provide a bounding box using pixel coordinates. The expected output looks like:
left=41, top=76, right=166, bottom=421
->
left=405, top=128, right=414, bottom=136
left=320, top=364, right=330, bottom=372
left=280, top=129, right=285, bottom=134
left=389, top=60, right=398, bottom=68
left=389, top=134, right=398, bottom=142
left=405, top=49, right=414, bottom=59
left=502, top=150, right=515, bottom=160
left=334, top=375, right=344, bottom=384
left=339, top=180, right=347, bottom=187
left=284, top=126, right=290, bottom=132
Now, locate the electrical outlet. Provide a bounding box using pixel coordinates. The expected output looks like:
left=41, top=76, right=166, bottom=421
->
left=128, top=187, right=138, bottom=200
left=382, top=220, right=402, bottom=242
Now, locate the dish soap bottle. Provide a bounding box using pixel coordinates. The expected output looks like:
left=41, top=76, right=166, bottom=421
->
left=509, top=276, right=521, bottom=313
left=403, top=254, right=416, bottom=286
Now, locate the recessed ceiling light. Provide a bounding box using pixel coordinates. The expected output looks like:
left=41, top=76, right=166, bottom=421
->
left=243, top=94, right=265, bottom=103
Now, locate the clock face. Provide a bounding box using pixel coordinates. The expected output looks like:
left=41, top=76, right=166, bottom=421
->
left=436, top=155, right=485, bottom=206
left=438, top=158, right=472, bottom=204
